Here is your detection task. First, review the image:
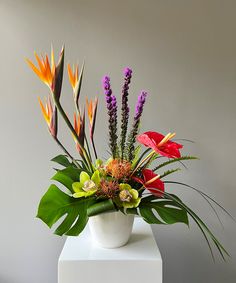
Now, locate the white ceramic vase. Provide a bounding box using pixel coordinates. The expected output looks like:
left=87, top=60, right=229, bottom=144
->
left=89, top=211, right=135, bottom=248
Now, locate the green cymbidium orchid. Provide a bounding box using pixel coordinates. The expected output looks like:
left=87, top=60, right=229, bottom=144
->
left=117, top=183, right=141, bottom=208
left=72, top=170, right=100, bottom=198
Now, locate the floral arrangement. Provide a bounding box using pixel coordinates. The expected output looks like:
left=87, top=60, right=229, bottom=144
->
left=27, top=47, right=231, bottom=260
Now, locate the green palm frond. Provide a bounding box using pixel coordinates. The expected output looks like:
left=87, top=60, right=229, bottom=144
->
left=153, top=156, right=198, bottom=172
left=160, top=168, right=181, bottom=178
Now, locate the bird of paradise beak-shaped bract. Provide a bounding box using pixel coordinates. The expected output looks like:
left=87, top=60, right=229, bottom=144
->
left=52, top=47, right=64, bottom=101
left=67, top=64, right=78, bottom=91
left=73, top=111, right=85, bottom=155
left=86, top=97, right=98, bottom=138
left=38, top=97, right=58, bottom=138
left=67, top=63, right=84, bottom=109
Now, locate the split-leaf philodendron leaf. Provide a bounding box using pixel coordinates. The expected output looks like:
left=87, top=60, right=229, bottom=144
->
left=140, top=195, right=189, bottom=225
left=37, top=184, right=95, bottom=236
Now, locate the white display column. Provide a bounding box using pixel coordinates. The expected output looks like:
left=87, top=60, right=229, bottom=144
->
left=58, top=218, right=162, bottom=283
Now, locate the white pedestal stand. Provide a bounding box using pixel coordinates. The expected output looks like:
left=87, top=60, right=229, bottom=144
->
left=58, top=218, right=162, bottom=283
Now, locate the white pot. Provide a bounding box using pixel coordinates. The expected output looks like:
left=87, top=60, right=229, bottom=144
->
left=89, top=211, right=135, bottom=248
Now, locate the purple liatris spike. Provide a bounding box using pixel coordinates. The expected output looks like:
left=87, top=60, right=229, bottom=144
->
left=120, top=67, right=132, bottom=159
left=126, top=91, right=148, bottom=161
left=102, top=76, right=118, bottom=158
left=135, top=91, right=147, bottom=120
left=111, top=95, right=118, bottom=144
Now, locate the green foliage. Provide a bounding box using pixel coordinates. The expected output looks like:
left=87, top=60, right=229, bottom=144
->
left=140, top=152, right=159, bottom=171
left=87, top=199, right=116, bottom=217
left=36, top=155, right=228, bottom=260
left=51, top=166, right=82, bottom=193
left=132, top=148, right=151, bottom=169
left=120, top=207, right=139, bottom=215
left=51, top=155, right=72, bottom=167
left=37, top=184, right=94, bottom=236
left=131, top=146, right=141, bottom=168
left=74, top=62, right=84, bottom=109
left=153, top=156, right=198, bottom=172
left=164, top=181, right=236, bottom=227
left=139, top=195, right=189, bottom=225
left=162, top=191, right=229, bottom=260
left=160, top=168, right=181, bottom=178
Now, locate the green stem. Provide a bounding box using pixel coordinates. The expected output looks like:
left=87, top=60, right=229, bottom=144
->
left=91, top=136, right=98, bottom=159
left=74, top=98, right=93, bottom=164
left=54, top=137, right=80, bottom=168
left=137, top=185, right=145, bottom=192
left=52, top=94, right=93, bottom=172
left=131, top=150, right=156, bottom=176
left=85, top=135, right=93, bottom=161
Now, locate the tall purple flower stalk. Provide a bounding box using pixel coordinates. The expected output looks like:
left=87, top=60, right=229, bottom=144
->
left=120, top=67, right=132, bottom=159
left=102, top=76, right=118, bottom=158
left=126, top=91, right=148, bottom=161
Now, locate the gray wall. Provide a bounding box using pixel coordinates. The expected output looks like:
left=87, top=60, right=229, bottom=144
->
left=0, top=0, right=236, bottom=282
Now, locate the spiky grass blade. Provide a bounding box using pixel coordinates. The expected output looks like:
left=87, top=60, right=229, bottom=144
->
left=153, top=156, right=198, bottom=172
left=164, top=181, right=236, bottom=223
left=164, top=192, right=229, bottom=260
left=160, top=168, right=181, bottom=178
left=143, top=188, right=229, bottom=260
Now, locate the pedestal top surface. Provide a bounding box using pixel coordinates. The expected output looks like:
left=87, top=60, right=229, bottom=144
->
left=59, top=218, right=162, bottom=261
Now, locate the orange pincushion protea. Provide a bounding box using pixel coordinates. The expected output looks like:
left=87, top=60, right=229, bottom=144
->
left=96, top=179, right=119, bottom=199
left=106, top=159, right=132, bottom=179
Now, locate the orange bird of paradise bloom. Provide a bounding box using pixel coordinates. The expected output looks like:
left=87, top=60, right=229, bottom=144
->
left=86, top=97, right=98, bottom=158
left=67, top=63, right=78, bottom=91
left=38, top=96, right=57, bottom=137
left=86, top=97, right=98, bottom=137
left=73, top=112, right=85, bottom=154
left=26, top=47, right=55, bottom=89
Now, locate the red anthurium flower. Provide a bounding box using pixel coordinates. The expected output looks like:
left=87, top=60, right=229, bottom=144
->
left=137, top=131, right=183, bottom=158
left=133, top=169, right=165, bottom=197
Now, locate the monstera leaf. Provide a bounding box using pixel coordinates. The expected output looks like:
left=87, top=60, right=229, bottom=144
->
left=139, top=195, right=189, bottom=225
left=37, top=166, right=94, bottom=236
left=51, top=154, right=72, bottom=167
left=37, top=184, right=95, bottom=236
left=51, top=166, right=83, bottom=193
